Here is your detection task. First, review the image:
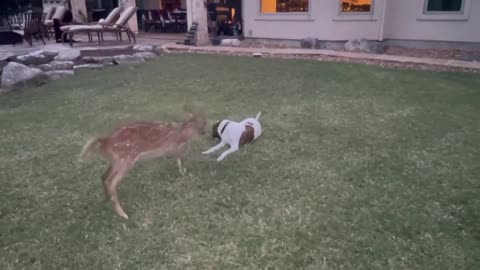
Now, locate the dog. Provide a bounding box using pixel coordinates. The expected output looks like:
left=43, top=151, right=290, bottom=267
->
left=202, top=112, right=262, bottom=161
left=79, top=109, right=207, bottom=219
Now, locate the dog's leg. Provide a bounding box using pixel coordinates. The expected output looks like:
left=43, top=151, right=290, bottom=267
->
left=107, top=160, right=133, bottom=219
left=202, top=141, right=226, bottom=155
left=216, top=145, right=239, bottom=162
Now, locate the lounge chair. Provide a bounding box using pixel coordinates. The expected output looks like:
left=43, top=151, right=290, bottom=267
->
left=62, top=6, right=137, bottom=47
left=60, top=7, right=122, bottom=43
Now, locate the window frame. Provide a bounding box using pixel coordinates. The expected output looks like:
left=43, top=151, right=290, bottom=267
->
left=423, top=0, right=465, bottom=14
left=418, top=0, right=471, bottom=21
left=338, top=0, right=375, bottom=15
left=333, top=0, right=378, bottom=21
left=258, top=0, right=312, bottom=16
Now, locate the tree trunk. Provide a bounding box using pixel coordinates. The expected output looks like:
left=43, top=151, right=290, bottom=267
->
left=187, top=0, right=209, bottom=46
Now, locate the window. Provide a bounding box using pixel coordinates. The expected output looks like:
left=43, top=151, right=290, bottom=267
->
left=340, top=0, right=372, bottom=13
left=425, top=0, right=463, bottom=12
left=260, top=0, right=309, bottom=13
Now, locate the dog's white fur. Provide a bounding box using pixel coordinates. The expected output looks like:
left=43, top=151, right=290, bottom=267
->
left=202, top=112, right=262, bottom=161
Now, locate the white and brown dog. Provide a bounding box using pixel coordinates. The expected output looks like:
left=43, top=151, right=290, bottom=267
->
left=202, top=112, right=262, bottom=161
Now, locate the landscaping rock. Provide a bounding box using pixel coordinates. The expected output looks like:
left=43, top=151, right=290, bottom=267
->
left=1, top=62, right=48, bottom=90
left=38, top=61, right=75, bottom=71
left=220, top=39, right=241, bottom=47
left=15, top=50, right=53, bottom=66
left=82, top=56, right=114, bottom=65
left=112, top=54, right=145, bottom=65
left=73, top=64, right=104, bottom=71
left=300, top=37, right=316, bottom=49
left=345, top=38, right=386, bottom=54
left=134, top=52, right=157, bottom=61
left=153, top=46, right=171, bottom=55
left=55, top=48, right=81, bottom=61
left=133, top=44, right=154, bottom=52
left=252, top=53, right=263, bottom=58
left=45, top=70, right=74, bottom=80
left=0, top=52, right=15, bottom=62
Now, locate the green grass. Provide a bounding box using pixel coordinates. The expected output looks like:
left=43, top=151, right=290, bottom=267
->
left=1, top=54, right=479, bottom=270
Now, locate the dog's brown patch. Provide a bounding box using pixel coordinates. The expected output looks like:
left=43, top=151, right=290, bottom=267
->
left=212, top=121, right=221, bottom=139
left=239, top=125, right=255, bottom=146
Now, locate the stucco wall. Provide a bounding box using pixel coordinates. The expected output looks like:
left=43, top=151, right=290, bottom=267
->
left=243, top=0, right=478, bottom=43
left=243, top=0, right=384, bottom=41
left=383, top=0, right=479, bottom=42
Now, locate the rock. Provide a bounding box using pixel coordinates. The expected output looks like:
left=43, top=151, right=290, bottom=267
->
left=220, top=39, right=241, bottom=47
left=73, top=64, right=104, bottom=71
left=112, top=55, right=145, bottom=65
left=134, top=52, right=157, bottom=61
left=153, top=46, right=171, bottom=55
left=345, top=38, right=386, bottom=54
left=15, top=50, right=53, bottom=66
left=0, top=52, right=15, bottom=62
left=252, top=53, right=263, bottom=58
left=133, top=44, right=154, bottom=52
left=55, top=48, right=81, bottom=61
left=45, top=70, right=74, bottom=80
left=82, top=56, right=114, bottom=65
left=300, top=37, right=316, bottom=49
left=1, top=62, right=48, bottom=90
left=38, top=61, right=75, bottom=71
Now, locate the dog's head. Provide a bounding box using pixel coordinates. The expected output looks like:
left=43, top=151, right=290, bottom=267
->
left=212, top=120, right=221, bottom=139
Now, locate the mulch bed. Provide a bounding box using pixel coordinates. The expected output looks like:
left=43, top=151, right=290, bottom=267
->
left=169, top=49, right=479, bottom=74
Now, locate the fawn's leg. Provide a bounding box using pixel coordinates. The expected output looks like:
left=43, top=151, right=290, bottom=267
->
left=101, top=165, right=114, bottom=200
left=107, top=160, right=134, bottom=219
left=177, top=157, right=187, bottom=175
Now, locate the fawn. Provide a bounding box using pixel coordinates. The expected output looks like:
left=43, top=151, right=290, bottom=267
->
left=79, top=110, right=207, bottom=219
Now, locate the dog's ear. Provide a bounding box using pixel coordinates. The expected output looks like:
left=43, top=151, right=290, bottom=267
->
left=212, top=121, right=221, bottom=139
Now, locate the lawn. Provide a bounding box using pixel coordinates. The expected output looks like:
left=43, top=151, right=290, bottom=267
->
left=0, top=54, right=479, bottom=270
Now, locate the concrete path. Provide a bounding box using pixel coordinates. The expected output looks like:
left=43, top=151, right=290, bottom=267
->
left=163, top=43, right=480, bottom=70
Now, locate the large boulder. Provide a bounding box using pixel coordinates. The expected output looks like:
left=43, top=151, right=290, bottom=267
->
left=1, top=62, right=48, bottom=90
left=345, top=38, right=386, bottom=54
left=133, top=44, right=154, bottom=52
left=15, top=50, right=55, bottom=66
left=134, top=52, right=157, bottom=61
left=73, top=64, right=104, bottom=71
left=153, top=46, right=171, bottom=55
left=38, top=61, right=75, bottom=71
left=300, top=37, right=316, bottom=49
left=82, top=56, right=114, bottom=65
left=45, top=70, right=74, bottom=80
left=55, top=48, right=81, bottom=61
left=113, top=55, right=145, bottom=65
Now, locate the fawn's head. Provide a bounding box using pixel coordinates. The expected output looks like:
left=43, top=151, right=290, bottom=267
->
left=181, top=105, right=207, bottom=137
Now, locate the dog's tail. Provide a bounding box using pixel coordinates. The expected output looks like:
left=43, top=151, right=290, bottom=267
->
left=79, top=137, right=102, bottom=162
left=255, top=111, right=262, bottom=120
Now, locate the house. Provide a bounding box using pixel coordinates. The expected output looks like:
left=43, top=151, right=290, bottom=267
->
left=64, top=0, right=479, bottom=49
left=239, top=0, right=479, bottom=49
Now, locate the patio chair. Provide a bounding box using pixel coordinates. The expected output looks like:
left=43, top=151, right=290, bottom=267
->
left=60, top=7, right=122, bottom=43
left=62, top=6, right=138, bottom=47
left=160, top=10, right=175, bottom=32
left=23, top=12, right=46, bottom=46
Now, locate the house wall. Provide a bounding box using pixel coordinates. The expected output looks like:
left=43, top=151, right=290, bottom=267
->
left=243, top=0, right=479, bottom=43
left=383, top=0, right=479, bottom=43
left=243, top=0, right=384, bottom=41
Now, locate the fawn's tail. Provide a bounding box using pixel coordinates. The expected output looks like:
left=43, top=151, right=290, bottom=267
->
left=255, top=111, right=262, bottom=120
left=79, top=137, right=102, bottom=162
